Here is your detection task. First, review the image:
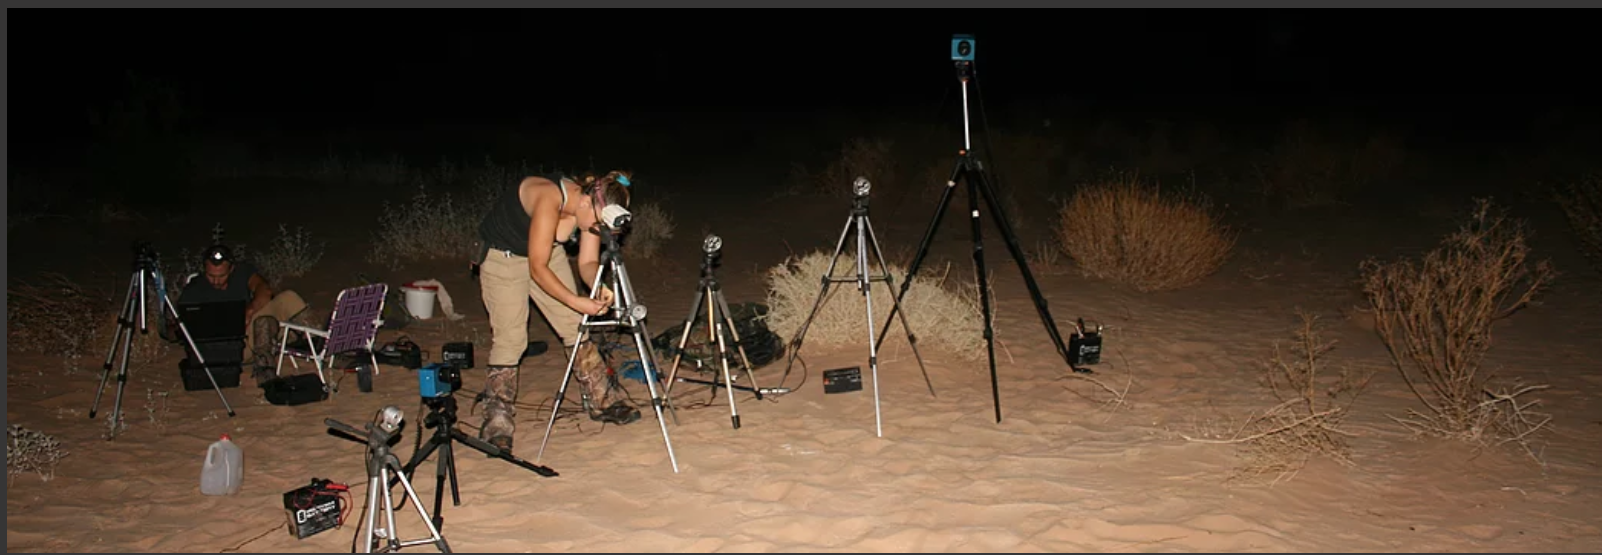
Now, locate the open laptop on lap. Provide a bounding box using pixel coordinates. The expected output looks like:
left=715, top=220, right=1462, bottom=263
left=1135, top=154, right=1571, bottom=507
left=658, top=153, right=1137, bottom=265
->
left=176, top=299, right=249, bottom=364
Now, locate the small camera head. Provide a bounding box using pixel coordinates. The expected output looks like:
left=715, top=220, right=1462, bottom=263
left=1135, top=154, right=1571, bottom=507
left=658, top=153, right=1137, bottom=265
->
left=600, top=204, right=632, bottom=230
left=703, top=234, right=723, bottom=255
left=853, top=176, right=872, bottom=198
left=951, top=34, right=975, bottom=62
left=377, top=406, right=405, bottom=434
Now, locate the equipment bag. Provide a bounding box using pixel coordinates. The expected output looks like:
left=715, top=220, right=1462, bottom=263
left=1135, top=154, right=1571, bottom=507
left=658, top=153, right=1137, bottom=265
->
left=649, top=302, right=786, bottom=372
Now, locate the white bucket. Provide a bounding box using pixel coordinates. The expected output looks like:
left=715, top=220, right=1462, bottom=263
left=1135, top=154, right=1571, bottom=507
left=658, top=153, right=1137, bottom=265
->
left=402, top=282, right=438, bottom=320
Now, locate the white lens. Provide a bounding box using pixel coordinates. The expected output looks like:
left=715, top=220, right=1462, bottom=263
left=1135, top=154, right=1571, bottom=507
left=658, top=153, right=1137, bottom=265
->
left=600, top=204, right=632, bottom=228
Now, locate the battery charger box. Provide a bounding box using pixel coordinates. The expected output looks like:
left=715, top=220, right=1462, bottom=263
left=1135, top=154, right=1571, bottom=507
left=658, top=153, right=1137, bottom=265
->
left=442, top=341, right=475, bottom=369
left=283, top=479, right=344, bottom=540
left=822, top=366, right=863, bottom=394
left=1069, top=329, right=1103, bottom=366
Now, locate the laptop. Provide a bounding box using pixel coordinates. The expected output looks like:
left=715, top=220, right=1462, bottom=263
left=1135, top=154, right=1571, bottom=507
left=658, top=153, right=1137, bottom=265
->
left=177, top=299, right=249, bottom=342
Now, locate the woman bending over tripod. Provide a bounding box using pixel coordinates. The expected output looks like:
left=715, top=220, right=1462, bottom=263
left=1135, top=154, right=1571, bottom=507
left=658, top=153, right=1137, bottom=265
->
left=474, top=169, right=641, bottom=452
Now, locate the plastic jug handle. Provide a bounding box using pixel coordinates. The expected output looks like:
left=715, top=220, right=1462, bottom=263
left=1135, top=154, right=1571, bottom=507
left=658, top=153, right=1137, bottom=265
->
left=205, top=444, right=216, bottom=466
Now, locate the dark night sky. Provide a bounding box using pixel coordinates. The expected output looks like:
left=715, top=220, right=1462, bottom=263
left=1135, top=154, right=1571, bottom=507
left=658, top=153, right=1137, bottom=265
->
left=11, top=11, right=1601, bottom=167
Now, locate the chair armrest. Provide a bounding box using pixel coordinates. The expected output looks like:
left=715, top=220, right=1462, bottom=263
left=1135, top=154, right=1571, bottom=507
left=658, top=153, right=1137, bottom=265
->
left=282, top=322, right=329, bottom=338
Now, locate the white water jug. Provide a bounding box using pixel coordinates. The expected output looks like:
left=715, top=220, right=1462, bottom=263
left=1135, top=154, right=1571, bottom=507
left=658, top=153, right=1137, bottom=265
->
left=200, top=434, right=243, bottom=496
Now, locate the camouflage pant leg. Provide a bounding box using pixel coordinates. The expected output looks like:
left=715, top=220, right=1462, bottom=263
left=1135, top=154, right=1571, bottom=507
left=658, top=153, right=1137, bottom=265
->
left=251, top=315, right=281, bottom=369
left=480, top=365, right=519, bottom=446
left=572, top=341, right=611, bottom=414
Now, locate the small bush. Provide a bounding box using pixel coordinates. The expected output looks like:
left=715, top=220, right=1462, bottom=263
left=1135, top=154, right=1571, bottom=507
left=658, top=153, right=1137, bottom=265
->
left=1054, top=172, right=1236, bottom=292
left=1190, top=311, right=1373, bottom=485
left=8, top=425, right=69, bottom=484
left=760, top=251, right=985, bottom=361
left=7, top=273, right=171, bottom=369
left=366, top=157, right=535, bottom=270
left=1359, top=198, right=1555, bottom=450
left=253, top=224, right=325, bottom=287
left=369, top=183, right=483, bottom=269
left=1554, top=171, right=1602, bottom=271
left=620, top=202, right=675, bottom=260
left=7, top=274, right=115, bottom=360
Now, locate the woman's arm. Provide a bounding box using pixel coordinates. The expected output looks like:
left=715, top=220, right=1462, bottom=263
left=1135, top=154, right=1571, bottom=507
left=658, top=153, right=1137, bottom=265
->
left=575, top=226, right=602, bottom=290
left=526, top=187, right=583, bottom=308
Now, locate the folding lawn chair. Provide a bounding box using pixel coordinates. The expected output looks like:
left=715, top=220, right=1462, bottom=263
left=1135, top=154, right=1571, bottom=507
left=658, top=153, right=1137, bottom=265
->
left=275, top=283, right=388, bottom=387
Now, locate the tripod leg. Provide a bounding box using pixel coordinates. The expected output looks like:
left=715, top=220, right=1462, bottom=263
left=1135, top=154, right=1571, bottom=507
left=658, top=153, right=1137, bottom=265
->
left=863, top=216, right=936, bottom=398
left=972, top=167, right=1078, bottom=371
left=390, top=460, right=452, bottom=553
left=662, top=288, right=705, bottom=399
left=381, top=467, right=400, bottom=552
left=964, top=177, right=1003, bottom=424
left=538, top=261, right=609, bottom=465
left=107, top=272, right=148, bottom=437
left=781, top=212, right=857, bottom=383
left=444, top=442, right=460, bottom=509
left=701, top=289, right=723, bottom=405
left=91, top=275, right=140, bottom=420
left=711, top=291, right=763, bottom=400
left=162, top=291, right=237, bottom=417
left=612, top=260, right=681, bottom=474
left=711, top=303, right=741, bottom=430
left=363, top=472, right=383, bottom=553
left=876, top=157, right=966, bottom=357
left=536, top=318, right=592, bottom=465
left=857, top=214, right=886, bottom=438
left=431, top=442, right=450, bottom=530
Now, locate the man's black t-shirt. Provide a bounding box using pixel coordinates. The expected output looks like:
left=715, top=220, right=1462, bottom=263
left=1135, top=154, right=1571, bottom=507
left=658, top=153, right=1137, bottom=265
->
left=179, top=261, right=258, bottom=304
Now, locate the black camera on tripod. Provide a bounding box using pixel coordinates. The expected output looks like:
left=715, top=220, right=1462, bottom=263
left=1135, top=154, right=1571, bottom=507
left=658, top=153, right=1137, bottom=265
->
left=132, top=241, right=160, bottom=271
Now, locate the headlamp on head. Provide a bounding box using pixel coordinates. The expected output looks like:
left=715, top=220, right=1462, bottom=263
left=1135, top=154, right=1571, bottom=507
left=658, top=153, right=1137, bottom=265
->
left=203, top=245, right=234, bottom=265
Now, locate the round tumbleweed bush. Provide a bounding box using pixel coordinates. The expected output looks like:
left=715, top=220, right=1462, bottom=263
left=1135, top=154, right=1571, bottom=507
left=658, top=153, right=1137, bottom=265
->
left=1055, top=173, right=1236, bottom=292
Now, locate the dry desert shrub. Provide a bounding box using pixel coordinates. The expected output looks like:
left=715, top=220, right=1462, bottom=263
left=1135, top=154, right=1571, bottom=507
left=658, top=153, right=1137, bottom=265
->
left=1359, top=198, right=1555, bottom=459
left=252, top=223, right=325, bottom=287
left=760, top=250, right=986, bottom=362
left=619, top=202, right=676, bottom=260
left=7, top=425, right=69, bottom=485
left=1054, top=172, right=1236, bottom=292
left=365, top=157, right=561, bottom=269
left=1185, top=311, right=1372, bottom=485
left=7, top=273, right=172, bottom=371
left=368, top=183, right=483, bottom=269
left=1554, top=171, right=1602, bottom=270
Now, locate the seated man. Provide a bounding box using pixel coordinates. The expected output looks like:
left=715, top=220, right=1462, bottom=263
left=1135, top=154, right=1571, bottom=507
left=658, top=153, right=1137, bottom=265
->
left=177, top=245, right=314, bottom=383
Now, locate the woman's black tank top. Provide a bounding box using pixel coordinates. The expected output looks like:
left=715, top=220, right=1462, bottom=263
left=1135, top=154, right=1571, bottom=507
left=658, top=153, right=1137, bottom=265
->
left=477, top=174, right=569, bottom=257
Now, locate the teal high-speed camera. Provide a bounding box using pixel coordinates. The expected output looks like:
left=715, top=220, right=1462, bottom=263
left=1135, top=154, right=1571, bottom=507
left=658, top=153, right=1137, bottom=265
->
left=951, top=34, right=975, bottom=62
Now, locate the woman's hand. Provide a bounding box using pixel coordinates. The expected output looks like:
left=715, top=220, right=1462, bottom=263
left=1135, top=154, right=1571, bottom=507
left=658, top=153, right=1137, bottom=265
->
left=566, top=294, right=611, bottom=316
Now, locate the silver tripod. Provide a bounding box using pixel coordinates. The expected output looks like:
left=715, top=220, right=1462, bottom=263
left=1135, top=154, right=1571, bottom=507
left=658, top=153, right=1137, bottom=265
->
left=90, top=242, right=235, bottom=438
left=326, top=408, right=450, bottom=553
left=781, top=177, right=934, bottom=438
left=662, top=234, right=767, bottom=430
left=536, top=213, right=681, bottom=474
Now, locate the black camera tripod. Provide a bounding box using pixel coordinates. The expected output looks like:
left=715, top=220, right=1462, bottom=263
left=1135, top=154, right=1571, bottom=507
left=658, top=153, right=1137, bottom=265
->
left=875, top=54, right=1085, bottom=425
left=395, top=392, right=559, bottom=532
left=91, top=242, right=236, bottom=438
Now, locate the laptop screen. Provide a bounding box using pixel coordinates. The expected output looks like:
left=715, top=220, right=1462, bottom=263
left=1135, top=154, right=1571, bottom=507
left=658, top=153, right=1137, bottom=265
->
left=177, top=299, right=249, bottom=342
